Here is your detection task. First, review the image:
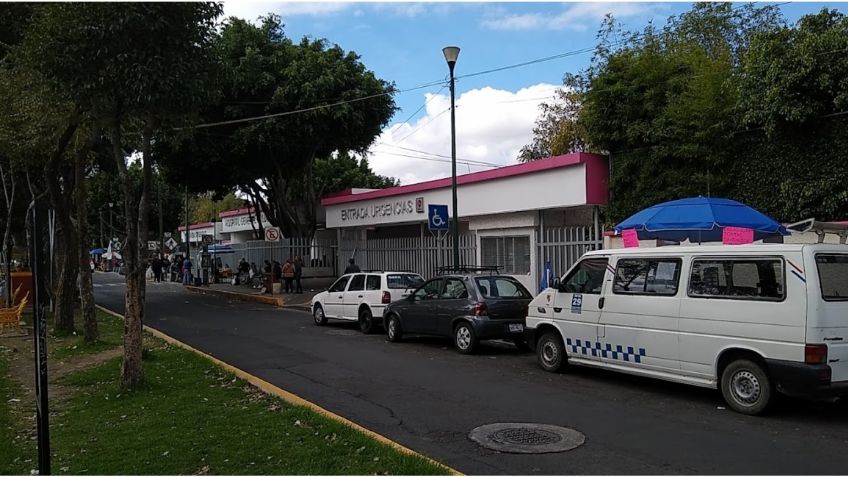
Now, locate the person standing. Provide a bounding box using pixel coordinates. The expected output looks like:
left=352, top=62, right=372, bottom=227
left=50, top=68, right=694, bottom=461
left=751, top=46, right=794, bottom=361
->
left=344, top=258, right=361, bottom=274
left=182, top=256, right=193, bottom=285
left=282, top=258, right=295, bottom=294
left=294, top=255, right=303, bottom=294
left=152, top=256, right=163, bottom=283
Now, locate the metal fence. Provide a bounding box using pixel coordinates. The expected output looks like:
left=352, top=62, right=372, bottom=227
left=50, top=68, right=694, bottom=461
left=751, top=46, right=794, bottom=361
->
left=338, top=234, right=477, bottom=278
left=537, top=226, right=603, bottom=281
left=227, top=238, right=337, bottom=276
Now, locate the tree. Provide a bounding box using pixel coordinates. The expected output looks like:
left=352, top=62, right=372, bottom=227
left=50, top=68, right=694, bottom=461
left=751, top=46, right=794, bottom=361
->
left=574, top=3, right=785, bottom=222
left=731, top=9, right=848, bottom=221
left=21, top=3, right=223, bottom=387
left=158, top=15, right=397, bottom=238
left=518, top=73, right=596, bottom=162
left=190, top=192, right=245, bottom=224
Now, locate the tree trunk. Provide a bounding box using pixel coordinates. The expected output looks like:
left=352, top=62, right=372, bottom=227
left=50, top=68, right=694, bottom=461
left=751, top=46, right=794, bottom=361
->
left=112, top=120, right=144, bottom=388
left=44, top=119, right=81, bottom=333
left=75, top=135, right=98, bottom=344
left=0, top=159, right=16, bottom=307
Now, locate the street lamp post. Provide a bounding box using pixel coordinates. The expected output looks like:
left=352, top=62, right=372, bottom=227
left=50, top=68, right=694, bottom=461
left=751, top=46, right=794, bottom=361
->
left=108, top=202, right=113, bottom=243
left=443, top=45, right=461, bottom=268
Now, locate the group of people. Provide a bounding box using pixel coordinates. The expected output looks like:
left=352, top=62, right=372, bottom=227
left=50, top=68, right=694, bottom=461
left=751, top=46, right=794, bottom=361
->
left=144, top=255, right=194, bottom=284
left=254, top=256, right=304, bottom=294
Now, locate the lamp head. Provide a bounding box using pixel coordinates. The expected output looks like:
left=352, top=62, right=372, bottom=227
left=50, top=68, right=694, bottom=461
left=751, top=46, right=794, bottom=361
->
left=442, top=46, right=460, bottom=66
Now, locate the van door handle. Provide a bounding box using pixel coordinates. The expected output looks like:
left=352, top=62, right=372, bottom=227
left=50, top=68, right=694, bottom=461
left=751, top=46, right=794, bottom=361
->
left=358, top=295, right=363, bottom=298
left=599, top=297, right=605, bottom=309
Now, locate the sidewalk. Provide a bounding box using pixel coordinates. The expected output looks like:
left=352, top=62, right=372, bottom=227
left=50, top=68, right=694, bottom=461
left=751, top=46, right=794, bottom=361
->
left=185, top=277, right=334, bottom=308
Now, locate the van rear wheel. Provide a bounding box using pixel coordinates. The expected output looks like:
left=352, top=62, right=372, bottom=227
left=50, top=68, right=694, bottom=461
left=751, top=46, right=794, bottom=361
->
left=720, top=359, right=772, bottom=415
left=537, top=332, right=566, bottom=372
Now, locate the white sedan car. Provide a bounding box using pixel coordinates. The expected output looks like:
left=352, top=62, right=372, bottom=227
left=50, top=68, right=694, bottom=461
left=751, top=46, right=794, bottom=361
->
left=311, top=271, right=425, bottom=333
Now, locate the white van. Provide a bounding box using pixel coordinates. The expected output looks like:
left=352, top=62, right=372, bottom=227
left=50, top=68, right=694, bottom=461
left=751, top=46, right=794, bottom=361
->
left=524, top=244, right=848, bottom=415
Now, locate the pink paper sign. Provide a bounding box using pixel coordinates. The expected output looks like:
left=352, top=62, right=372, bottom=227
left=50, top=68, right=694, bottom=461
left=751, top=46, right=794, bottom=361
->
left=723, top=226, right=754, bottom=245
left=622, top=228, right=639, bottom=248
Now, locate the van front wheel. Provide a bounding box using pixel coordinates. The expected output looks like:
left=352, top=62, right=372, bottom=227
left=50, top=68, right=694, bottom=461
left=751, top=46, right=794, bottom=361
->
left=537, top=332, right=566, bottom=372
left=720, top=359, right=772, bottom=415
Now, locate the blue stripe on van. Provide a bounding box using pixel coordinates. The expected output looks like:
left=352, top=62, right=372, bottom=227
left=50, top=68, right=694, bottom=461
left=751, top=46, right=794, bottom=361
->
left=563, top=338, right=647, bottom=364
left=790, top=270, right=806, bottom=283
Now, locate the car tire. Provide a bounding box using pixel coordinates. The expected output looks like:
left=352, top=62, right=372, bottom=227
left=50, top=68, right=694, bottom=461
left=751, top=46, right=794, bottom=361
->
left=513, top=338, right=531, bottom=352
left=537, top=332, right=566, bottom=372
left=359, top=307, right=376, bottom=334
left=720, top=359, right=772, bottom=415
left=386, top=314, right=403, bottom=342
left=313, top=304, right=327, bottom=326
left=454, top=322, right=478, bottom=354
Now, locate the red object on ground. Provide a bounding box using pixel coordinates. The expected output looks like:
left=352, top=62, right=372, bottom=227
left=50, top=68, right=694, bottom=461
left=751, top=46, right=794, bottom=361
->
left=10, top=272, right=33, bottom=305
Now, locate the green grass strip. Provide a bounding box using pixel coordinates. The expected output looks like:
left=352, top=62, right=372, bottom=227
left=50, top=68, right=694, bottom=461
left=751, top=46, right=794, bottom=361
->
left=50, top=343, right=448, bottom=475
left=0, top=350, right=36, bottom=474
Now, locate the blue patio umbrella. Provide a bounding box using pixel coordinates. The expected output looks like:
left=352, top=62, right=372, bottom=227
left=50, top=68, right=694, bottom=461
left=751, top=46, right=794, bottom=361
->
left=89, top=248, right=106, bottom=255
left=614, top=197, right=789, bottom=242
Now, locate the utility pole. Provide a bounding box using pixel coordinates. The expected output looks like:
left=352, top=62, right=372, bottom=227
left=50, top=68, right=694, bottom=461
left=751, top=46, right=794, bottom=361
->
left=184, top=187, right=190, bottom=261
left=443, top=46, right=461, bottom=268
left=158, top=180, right=164, bottom=258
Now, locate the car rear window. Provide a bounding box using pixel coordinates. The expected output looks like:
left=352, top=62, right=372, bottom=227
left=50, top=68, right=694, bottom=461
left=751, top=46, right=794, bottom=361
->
left=474, top=277, right=531, bottom=299
left=815, top=254, right=848, bottom=301
left=386, top=274, right=424, bottom=289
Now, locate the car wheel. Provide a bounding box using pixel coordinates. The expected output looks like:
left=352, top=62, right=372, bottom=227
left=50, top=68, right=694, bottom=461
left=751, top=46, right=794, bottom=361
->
left=454, top=322, right=478, bottom=354
left=359, top=307, right=376, bottom=334
left=313, top=304, right=327, bottom=326
left=513, top=338, right=531, bottom=352
left=386, top=314, right=403, bottom=342
left=720, top=359, right=772, bottom=415
left=537, top=332, right=566, bottom=372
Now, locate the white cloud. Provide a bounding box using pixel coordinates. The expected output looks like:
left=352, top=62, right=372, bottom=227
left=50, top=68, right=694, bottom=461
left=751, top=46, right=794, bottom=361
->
left=482, top=2, right=667, bottom=31
left=222, top=1, right=349, bottom=23
left=364, top=83, right=560, bottom=185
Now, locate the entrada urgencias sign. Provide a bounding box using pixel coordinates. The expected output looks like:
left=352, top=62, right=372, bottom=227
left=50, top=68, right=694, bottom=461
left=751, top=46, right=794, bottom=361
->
left=341, top=199, right=422, bottom=222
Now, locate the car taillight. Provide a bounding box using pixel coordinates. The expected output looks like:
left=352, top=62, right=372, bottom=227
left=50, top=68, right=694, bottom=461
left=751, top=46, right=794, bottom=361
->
left=805, top=343, right=828, bottom=364
left=473, top=302, right=488, bottom=316
left=382, top=291, right=391, bottom=304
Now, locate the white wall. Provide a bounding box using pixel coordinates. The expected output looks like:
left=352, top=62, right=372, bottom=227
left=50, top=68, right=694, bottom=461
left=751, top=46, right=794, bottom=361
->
left=325, top=165, right=587, bottom=229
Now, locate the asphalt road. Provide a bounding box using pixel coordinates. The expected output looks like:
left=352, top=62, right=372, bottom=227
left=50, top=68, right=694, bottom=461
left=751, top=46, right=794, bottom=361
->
left=93, top=272, right=848, bottom=475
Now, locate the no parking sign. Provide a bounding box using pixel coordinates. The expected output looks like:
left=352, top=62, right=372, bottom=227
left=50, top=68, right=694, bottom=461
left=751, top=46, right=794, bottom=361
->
left=264, top=226, right=281, bottom=242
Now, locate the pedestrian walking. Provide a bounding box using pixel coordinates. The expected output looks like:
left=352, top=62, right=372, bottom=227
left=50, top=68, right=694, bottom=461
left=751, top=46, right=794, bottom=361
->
left=344, top=258, right=361, bottom=274
left=282, top=258, right=295, bottom=293
left=272, top=260, right=282, bottom=282
left=263, top=260, right=272, bottom=273
left=294, top=255, right=303, bottom=293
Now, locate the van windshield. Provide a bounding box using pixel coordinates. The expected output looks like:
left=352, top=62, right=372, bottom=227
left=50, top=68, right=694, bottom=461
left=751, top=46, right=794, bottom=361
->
left=815, top=254, right=848, bottom=301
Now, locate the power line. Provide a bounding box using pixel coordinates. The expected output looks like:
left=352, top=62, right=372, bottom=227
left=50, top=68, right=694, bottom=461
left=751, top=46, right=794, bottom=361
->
left=375, top=143, right=502, bottom=167
left=375, top=150, right=500, bottom=170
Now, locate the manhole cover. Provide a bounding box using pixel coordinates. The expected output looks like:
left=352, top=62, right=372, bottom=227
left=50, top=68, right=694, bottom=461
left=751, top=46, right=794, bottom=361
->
left=325, top=329, right=358, bottom=336
left=469, top=423, right=585, bottom=454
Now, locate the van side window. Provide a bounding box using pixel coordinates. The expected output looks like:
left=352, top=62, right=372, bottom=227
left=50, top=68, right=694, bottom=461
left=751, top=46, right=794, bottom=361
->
left=815, top=254, right=848, bottom=301
left=688, top=258, right=784, bottom=301
left=562, top=258, right=608, bottom=295
left=614, top=258, right=681, bottom=296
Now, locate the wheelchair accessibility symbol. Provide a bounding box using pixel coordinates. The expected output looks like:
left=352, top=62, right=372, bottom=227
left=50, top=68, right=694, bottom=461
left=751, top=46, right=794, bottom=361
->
left=428, top=204, right=449, bottom=231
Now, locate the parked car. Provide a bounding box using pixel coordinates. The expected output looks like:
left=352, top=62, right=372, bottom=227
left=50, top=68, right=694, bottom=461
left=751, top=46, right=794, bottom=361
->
left=383, top=273, right=532, bottom=354
left=524, top=244, right=848, bottom=415
left=311, top=271, right=425, bottom=333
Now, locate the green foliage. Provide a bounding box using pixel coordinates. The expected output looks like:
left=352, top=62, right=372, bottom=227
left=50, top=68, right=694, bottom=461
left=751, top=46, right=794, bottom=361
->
left=0, top=350, right=33, bottom=475
left=190, top=192, right=245, bottom=223
left=313, top=152, right=398, bottom=196
left=548, top=2, right=847, bottom=223
left=157, top=15, right=397, bottom=237
left=50, top=309, right=125, bottom=360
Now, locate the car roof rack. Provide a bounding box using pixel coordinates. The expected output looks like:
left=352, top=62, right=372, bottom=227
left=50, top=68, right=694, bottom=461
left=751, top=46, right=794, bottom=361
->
left=787, top=218, right=848, bottom=244
left=436, top=265, right=502, bottom=276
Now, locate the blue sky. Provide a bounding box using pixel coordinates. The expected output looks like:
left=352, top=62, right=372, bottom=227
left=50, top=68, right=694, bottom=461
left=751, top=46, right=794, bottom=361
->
left=223, top=2, right=842, bottom=184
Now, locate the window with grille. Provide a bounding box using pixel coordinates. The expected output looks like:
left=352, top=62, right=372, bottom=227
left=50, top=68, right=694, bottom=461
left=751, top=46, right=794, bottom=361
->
left=480, top=236, right=531, bottom=275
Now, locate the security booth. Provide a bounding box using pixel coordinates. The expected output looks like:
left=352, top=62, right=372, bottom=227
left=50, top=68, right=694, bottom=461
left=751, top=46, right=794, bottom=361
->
left=320, top=152, right=610, bottom=291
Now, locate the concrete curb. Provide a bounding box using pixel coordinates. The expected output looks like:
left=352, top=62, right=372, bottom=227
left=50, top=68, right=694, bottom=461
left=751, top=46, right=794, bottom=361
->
left=94, top=304, right=462, bottom=476
left=184, top=286, right=284, bottom=307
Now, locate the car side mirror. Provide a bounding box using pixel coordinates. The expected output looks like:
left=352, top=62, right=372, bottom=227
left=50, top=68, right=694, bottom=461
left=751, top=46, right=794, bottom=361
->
left=551, top=278, right=561, bottom=291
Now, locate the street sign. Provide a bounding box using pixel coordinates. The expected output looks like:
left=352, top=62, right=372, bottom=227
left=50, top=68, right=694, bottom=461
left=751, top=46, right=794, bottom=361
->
left=264, top=226, right=281, bottom=242
left=165, top=238, right=178, bottom=250
left=201, top=234, right=214, bottom=245
left=428, top=204, right=449, bottom=231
